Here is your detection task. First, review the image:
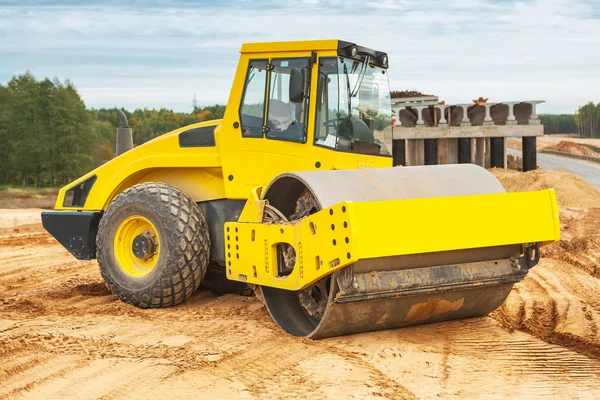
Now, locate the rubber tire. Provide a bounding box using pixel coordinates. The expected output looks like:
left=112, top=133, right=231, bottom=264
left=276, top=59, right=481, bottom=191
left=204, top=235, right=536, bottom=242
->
left=97, top=182, right=210, bottom=308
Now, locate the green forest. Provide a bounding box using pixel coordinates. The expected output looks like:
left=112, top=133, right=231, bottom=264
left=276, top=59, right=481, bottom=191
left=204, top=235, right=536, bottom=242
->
left=0, top=73, right=224, bottom=187
left=0, top=73, right=597, bottom=187
left=539, top=104, right=600, bottom=137
left=539, top=114, right=578, bottom=135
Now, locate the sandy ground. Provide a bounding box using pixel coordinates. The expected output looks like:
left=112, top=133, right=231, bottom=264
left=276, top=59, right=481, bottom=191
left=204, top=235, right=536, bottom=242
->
left=2, top=170, right=600, bottom=399
left=0, top=209, right=47, bottom=229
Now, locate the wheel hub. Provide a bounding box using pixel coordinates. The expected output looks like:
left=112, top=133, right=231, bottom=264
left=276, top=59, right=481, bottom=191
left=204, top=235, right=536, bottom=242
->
left=132, top=232, right=156, bottom=260
left=114, top=215, right=160, bottom=278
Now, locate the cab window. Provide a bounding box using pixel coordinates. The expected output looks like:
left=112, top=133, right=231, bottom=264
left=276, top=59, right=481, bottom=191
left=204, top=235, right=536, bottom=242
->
left=314, top=57, right=392, bottom=156
left=266, top=58, right=310, bottom=143
left=239, top=59, right=268, bottom=138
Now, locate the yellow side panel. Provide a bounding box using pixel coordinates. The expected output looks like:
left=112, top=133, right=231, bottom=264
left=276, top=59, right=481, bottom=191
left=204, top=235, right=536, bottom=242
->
left=138, top=168, right=226, bottom=201
left=240, top=151, right=304, bottom=186
left=227, top=189, right=560, bottom=291
left=55, top=121, right=223, bottom=211
left=225, top=202, right=356, bottom=291
left=350, top=189, right=560, bottom=260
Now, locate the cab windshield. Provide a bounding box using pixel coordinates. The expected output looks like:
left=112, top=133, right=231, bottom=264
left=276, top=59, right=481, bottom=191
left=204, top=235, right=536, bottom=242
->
left=314, top=57, right=392, bottom=156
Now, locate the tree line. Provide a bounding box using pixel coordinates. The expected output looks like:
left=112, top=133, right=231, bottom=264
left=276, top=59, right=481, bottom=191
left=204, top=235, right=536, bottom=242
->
left=541, top=104, right=600, bottom=137
left=540, top=114, right=578, bottom=135
left=1, top=72, right=597, bottom=187
left=0, top=73, right=224, bottom=187
left=574, top=102, right=600, bottom=138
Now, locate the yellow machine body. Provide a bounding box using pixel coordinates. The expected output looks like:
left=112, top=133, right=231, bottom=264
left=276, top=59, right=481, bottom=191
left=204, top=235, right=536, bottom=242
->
left=226, top=189, right=559, bottom=291
left=44, top=39, right=561, bottom=339
left=54, top=40, right=390, bottom=211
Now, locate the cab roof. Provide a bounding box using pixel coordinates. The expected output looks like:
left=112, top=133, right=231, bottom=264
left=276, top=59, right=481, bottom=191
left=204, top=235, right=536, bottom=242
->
left=240, top=39, right=389, bottom=68
left=240, top=40, right=339, bottom=54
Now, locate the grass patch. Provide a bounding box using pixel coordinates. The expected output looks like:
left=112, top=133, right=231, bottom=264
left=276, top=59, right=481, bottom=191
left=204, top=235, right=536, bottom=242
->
left=0, top=186, right=59, bottom=195
left=581, top=144, right=600, bottom=154
left=0, top=186, right=59, bottom=209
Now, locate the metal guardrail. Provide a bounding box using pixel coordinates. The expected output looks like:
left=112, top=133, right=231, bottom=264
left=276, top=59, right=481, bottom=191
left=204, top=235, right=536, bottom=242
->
left=541, top=150, right=600, bottom=164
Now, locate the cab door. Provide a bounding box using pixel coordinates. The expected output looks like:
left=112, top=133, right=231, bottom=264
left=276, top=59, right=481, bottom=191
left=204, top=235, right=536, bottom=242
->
left=237, top=56, right=313, bottom=187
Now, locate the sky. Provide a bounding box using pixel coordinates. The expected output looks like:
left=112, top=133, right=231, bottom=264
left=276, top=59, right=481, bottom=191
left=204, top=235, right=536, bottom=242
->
left=1, top=0, right=599, bottom=114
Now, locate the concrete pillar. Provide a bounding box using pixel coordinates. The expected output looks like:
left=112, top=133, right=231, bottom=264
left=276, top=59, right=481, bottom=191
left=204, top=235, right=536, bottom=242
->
left=447, top=138, right=459, bottom=164
left=438, top=139, right=448, bottom=164
left=484, top=138, right=491, bottom=168
left=475, top=138, right=485, bottom=167
left=414, top=106, right=427, bottom=126
left=424, top=139, right=438, bottom=165
left=459, top=104, right=471, bottom=127
left=505, top=102, right=518, bottom=126
left=392, top=139, right=406, bottom=166
left=437, top=105, right=449, bottom=127
left=483, top=103, right=494, bottom=126
left=458, top=138, right=472, bottom=163
left=503, top=138, right=508, bottom=169
left=527, top=100, right=544, bottom=125
left=407, top=139, right=424, bottom=166
left=416, top=139, right=424, bottom=165
left=490, top=138, right=505, bottom=168
left=407, top=139, right=417, bottom=166
left=522, top=136, right=537, bottom=172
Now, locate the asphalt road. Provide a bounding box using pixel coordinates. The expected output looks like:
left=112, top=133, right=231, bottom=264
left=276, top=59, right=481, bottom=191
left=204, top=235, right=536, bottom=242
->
left=509, top=149, right=600, bottom=189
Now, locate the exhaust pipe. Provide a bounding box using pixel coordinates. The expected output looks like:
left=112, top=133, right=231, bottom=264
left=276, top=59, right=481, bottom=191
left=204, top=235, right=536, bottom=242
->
left=116, top=109, right=133, bottom=156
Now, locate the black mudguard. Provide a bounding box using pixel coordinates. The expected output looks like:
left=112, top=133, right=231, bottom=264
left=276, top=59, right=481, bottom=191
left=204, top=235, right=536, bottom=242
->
left=41, top=211, right=102, bottom=260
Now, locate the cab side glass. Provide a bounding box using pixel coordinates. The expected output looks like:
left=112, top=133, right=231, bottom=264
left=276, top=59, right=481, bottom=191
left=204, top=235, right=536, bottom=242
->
left=314, top=57, right=339, bottom=149
left=266, top=58, right=310, bottom=143
left=240, top=59, right=268, bottom=138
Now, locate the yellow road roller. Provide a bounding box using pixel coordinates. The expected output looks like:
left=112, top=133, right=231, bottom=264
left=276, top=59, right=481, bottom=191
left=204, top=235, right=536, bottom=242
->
left=42, top=40, right=560, bottom=339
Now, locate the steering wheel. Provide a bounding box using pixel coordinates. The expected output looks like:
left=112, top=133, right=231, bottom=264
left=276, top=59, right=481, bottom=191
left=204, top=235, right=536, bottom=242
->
left=323, top=116, right=350, bottom=128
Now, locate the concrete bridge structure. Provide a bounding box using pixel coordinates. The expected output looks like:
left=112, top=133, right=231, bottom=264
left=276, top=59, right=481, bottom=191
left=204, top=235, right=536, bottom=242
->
left=390, top=95, right=543, bottom=172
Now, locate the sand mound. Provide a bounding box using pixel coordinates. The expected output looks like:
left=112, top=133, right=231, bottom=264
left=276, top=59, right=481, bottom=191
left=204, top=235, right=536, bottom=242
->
left=546, top=140, right=600, bottom=157
left=490, top=168, right=600, bottom=208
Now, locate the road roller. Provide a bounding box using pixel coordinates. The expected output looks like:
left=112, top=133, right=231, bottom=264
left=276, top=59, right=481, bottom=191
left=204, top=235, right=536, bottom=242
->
left=42, top=40, right=560, bottom=338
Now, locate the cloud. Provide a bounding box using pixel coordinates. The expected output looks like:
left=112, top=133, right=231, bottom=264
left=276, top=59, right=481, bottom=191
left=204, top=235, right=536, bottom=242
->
left=0, top=0, right=599, bottom=113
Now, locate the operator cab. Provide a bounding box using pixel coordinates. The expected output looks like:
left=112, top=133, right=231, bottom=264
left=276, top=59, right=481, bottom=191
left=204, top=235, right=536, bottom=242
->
left=313, top=46, right=392, bottom=156
left=238, top=41, right=393, bottom=157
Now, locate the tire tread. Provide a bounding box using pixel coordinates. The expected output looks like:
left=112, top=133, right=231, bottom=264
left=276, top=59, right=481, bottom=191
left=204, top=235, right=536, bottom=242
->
left=96, top=182, right=210, bottom=308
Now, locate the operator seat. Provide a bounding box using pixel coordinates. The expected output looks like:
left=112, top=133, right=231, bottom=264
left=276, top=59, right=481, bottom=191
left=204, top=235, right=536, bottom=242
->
left=267, top=99, right=303, bottom=140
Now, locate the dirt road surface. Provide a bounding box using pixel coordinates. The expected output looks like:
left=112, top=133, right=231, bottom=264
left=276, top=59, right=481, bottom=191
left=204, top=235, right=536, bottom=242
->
left=508, top=149, right=600, bottom=190
left=2, top=170, right=600, bottom=399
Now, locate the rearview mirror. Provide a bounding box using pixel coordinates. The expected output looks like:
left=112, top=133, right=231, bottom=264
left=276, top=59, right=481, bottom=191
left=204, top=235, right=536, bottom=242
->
left=289, top=68, right=304, bottom=103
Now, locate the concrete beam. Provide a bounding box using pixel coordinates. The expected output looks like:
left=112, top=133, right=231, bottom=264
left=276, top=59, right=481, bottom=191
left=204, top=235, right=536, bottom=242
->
left=393, top=124, right=543, bottom=140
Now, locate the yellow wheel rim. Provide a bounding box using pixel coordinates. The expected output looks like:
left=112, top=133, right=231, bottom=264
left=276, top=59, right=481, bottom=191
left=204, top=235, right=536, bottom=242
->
left=114, top=215, right=160, bottom=278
